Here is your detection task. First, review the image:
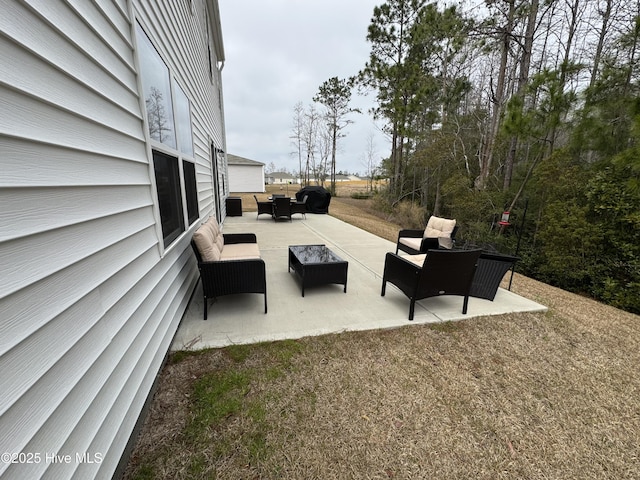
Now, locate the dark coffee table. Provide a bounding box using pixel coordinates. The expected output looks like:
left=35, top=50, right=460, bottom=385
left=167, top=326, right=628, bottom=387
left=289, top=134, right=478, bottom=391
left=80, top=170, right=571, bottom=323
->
left=288, top=245, right=348, bottom=297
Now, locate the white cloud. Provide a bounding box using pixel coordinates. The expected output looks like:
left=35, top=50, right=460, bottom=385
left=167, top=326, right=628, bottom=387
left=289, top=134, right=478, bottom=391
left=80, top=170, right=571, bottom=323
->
left=219, top=0, right=388, bottom=174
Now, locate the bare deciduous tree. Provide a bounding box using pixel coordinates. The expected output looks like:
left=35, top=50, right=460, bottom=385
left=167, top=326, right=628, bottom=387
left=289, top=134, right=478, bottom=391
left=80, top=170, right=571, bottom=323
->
left=302, top=104, right=320, bottom=186
left=289, top=101, right=305, bottom=184
left=362, top=132, right=379, bottom=193
left=146, top=86, right=172, bottom=143
left=476, top=0, right=517, bottom=190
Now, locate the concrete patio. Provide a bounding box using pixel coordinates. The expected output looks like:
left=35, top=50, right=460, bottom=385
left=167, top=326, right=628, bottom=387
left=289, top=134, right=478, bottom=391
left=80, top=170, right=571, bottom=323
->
left=172, top=213, right=547, bottom=350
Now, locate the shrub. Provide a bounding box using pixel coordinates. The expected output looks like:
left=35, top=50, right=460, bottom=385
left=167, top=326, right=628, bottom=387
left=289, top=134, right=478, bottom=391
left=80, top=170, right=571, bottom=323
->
left=391, top=200, right=427, bottom=229
left=350, top=192, right=373, bottom=199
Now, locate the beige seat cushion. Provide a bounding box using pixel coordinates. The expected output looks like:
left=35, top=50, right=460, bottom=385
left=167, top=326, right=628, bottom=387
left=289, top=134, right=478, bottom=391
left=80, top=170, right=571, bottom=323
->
left=219, top=243, right=261, bottom=261
left=424, top=216, right=456, bottom=238
left=405, top=254, right=426, bottom=267
left=399, top=237, right=423, bottom=251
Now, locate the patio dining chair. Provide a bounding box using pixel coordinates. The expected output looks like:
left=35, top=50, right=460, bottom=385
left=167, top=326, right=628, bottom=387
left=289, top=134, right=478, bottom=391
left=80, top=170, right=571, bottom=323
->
left=254, top=195, right=273, bottom=219
left=273, top=196, right=292, bottom=222
left=291, top=194, right=308, bottom=219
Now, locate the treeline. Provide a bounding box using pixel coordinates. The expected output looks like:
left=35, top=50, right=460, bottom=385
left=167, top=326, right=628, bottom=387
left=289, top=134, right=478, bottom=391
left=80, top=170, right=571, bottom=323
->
left=354, top=0, right=640, bottom=313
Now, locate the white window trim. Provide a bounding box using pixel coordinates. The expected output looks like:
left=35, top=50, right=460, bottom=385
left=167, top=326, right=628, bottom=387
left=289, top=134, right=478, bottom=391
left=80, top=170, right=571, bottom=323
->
left=133, top=17, right=198, bottom=255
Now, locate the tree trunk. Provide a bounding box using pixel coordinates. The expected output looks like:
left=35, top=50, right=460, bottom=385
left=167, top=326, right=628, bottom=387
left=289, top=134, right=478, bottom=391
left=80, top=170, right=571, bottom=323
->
left=433, top=176, right=442, bottom=217
left=390, top=125, right=400, bottom=196
left=503, top=0, right=539, bottom=191
left=623, top=12, right=640, bottom=97
left=549, top=0, right=581, bottom=154
left=330, top=124, right=337, bottom=196
left=589, top=0, right=613, bottom=90
left=477, top=0, right=515, bottom=190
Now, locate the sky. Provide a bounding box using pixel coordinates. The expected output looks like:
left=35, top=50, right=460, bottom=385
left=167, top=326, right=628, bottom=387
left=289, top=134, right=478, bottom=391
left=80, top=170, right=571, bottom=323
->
left=218, top=0, right=389, bottom=176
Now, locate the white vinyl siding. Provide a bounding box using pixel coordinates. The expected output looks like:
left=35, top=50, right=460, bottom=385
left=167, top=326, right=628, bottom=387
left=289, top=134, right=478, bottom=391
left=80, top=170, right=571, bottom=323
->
left=0, top=0, right=226, bottom=478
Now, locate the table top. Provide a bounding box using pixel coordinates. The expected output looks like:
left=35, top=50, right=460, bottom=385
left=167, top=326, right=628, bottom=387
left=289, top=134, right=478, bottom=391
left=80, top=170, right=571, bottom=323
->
left=453, top=243, right=520, bottom=261
left=289, top=245, right=346, bottom=265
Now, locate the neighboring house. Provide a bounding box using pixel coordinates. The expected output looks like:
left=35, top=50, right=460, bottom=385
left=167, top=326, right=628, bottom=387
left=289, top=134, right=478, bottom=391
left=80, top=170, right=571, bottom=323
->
left=227, top=154, right=265, bottom=192
left=0, top=1, right=228, bottom=479
left=304, top=174, right=355, bottom=184
left=266, top=171, right=299, bottom=185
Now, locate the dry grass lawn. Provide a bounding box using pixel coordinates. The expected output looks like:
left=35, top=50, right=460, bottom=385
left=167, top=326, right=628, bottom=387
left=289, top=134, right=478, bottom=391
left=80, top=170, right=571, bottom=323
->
left=123, top=185, right=640, bottom=479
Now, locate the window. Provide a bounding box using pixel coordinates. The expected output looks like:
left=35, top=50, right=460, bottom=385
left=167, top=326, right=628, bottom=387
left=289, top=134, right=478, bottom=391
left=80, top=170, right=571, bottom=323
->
left=183, top=160, right=198, bottom=225
left=136, top=23, right=176, bottom=148
left=153, top=151, right=185, bottom=247
left=174, top=80, right=194, bottom=157
left=136, top=21, right=199, bottom=249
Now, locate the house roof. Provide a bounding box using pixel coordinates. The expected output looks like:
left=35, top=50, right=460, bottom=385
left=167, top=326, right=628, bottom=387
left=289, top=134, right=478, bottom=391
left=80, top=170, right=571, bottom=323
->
left=266, top=171, right=295, bottom=178
left=207, top=0, right=225, bottom=62
left=227, top=153, right=264, bottom=166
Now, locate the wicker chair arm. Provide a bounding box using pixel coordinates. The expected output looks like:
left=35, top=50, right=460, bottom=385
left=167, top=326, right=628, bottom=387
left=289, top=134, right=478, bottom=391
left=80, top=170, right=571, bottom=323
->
left=382, top=252, right=422, bottom=297
left=419, top=237, right=440, bottom=251
left=397, top=229, right=424, bottom=240
left=384, top=252, right=421, bottom=274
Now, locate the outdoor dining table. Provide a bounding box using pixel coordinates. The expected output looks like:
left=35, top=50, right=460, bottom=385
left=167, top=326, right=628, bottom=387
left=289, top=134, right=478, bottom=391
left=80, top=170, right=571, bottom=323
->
left=267, top=196, right=296, bottom=202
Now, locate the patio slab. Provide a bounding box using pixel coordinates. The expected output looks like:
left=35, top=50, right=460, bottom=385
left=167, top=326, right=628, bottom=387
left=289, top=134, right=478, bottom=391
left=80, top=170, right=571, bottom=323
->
left=172, top=213, right=547, bottom=350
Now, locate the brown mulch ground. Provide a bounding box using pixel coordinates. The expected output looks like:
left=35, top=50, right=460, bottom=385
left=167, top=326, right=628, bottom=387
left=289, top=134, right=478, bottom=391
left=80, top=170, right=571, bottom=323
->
left=123, top=188, right=640, bottom=480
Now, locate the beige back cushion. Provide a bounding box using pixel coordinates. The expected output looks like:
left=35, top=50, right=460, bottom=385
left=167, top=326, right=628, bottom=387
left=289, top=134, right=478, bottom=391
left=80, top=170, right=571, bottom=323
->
left=193, top=224, right=221, bottom=261
left=424, top=216, right=456, bottom=238
left=205, top=216, right=220, bottom=236
left=215, top=233, right=224, bottom=252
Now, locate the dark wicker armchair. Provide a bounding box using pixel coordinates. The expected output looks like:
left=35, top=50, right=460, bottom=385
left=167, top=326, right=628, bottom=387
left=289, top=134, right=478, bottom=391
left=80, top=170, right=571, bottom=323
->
left=191, top=233, right=267, bottom=320
left=254, top=195, right=273, bottom=219
left=395, top=226, right=459, bottom=254
left=396, top=216, right=458, bottom=255
left=381, top=248, right=482, bottom=320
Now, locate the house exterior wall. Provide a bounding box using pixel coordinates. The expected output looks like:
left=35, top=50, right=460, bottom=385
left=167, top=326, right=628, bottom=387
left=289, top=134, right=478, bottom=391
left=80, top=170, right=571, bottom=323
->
left=0, top=1, right=226, bottom=479
left=228, top=164, right=265, bottom=192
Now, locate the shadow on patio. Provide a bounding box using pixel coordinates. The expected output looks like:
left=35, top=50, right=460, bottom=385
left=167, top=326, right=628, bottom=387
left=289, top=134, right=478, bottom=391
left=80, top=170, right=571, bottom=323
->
left=172, top=213, right=546, bottom=350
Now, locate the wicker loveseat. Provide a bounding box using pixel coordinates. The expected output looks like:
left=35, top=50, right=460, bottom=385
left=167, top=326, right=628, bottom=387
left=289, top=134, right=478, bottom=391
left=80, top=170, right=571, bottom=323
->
left=191, top=217, right=267, bottom=320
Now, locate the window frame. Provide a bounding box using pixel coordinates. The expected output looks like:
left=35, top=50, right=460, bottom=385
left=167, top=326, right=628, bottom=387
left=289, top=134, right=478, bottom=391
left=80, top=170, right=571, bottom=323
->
left=135, top=20, right=199, bottom=251
left=152, top=150, right=185, bottom=248
left=183, top=159, right=199, bottom=226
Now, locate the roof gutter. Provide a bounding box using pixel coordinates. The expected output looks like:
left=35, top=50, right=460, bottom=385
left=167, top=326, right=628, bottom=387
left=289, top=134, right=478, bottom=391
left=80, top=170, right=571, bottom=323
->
left=207, top=0, right=225, bottom=65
